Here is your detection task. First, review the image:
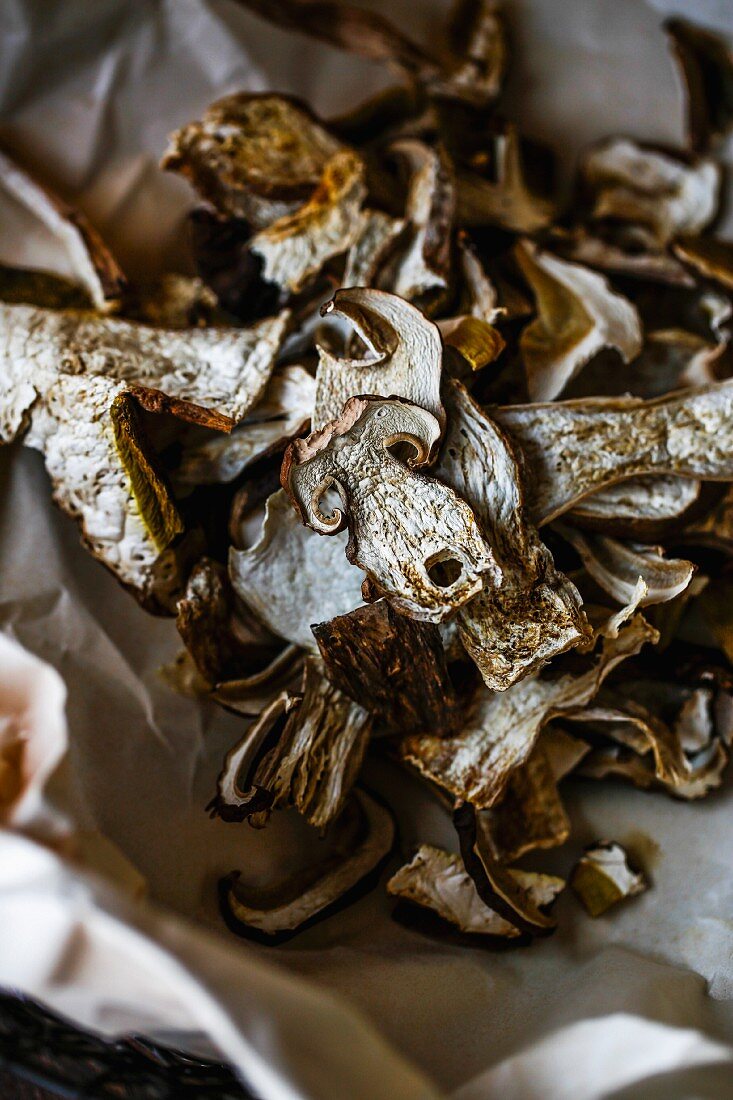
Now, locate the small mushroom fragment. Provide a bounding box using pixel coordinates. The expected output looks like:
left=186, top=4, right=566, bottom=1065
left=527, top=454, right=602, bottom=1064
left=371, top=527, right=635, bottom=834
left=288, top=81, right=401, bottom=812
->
left=569, top=476, right=702, bottom=537
left=312, top=599, right=459, bottom=735
left=456, top=128, right=557, bottom=233
left=247, top=657, right=373, bottom=829
left=480, top=742, right=571, bottom=864
left=437, top=381, right=589, bottom=690
left=342, top=209, right=405, bottom=287
left=570, top=842, right=647, bottom=918
left=314, top=288, right=444, bottom=430
left=673, top=236, right=733, bottom=294
left=556, top=525, right=695, bottom=608
left=162, top=93, right=343, bottom=226
left=387, top=845, right=562, bottom=940
left=250, top=149, right=367, bottom=293
left=665, top=18, right=733, bottom=153
left=453, top=801, right=558, bottom=936
left=493, top=381, right=733, bottom=526
left=400, top=615, right=656, bottom=808
left=387, top=140, right=455, bottom=305
left=440, top=315, right=505, bottom=374
left=514, top=240, right=642, bottom=402
left=230, top=490, right=365, bottom=650
left=218, top=789, right=394, bottom=942
left=581, top=138, right=720, bottom=245
left=0, top=148, right=126, bottom=311
left=282, top=396, right=497, bottom=622
left=175, top=365, right=315, bottom=487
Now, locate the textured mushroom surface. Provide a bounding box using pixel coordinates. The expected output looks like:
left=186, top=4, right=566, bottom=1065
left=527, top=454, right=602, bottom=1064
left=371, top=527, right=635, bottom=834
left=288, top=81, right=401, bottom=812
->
left=282, top=396, right=497, bottom=622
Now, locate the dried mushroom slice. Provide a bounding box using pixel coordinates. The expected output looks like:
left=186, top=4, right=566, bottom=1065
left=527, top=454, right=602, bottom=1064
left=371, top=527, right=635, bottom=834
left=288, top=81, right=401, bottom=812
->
left=211, top=645, right=304, bottom=719
left=570, top=842, right=646, bottom=918
left=493, top=381, right=733, bottom=526
left=248, top=657, right=372, bottom=829
left=0, top=302, right=290, bottom=434
left=314, top=288, right=444, bottom=430
left=342, top=209, right=405, bottom=287
left=250, top=149, right=367, bottom=293
left=400, top=614, right=657, bottom=808
left=581, top=138, right=720, bottom=245
left=282, top=396, right=497, bottom=622
left=456, top=129, right=556, bottom=233
left=480, top=742, right=571, bottom=864
left=387, top=140, right=455, bottom=304
left=579, top=739, right=729, bottom=800
left=230, top=489, right=365, bottom=650
left=556, top=525, right=695, bottom=608
left=665, top=18, right=733, bottom=153
left=680, top=484, right=733, bottom=555
left=673, top=236, right=733, bottom=294
left=570, top=476, right=702, bottom=537
left=218, top=789, right=394, bottom=942
left=175, top=365, right=315, bottom=487
left=549, top=226, right=694, bottom=287
left=438, top=0, right=508, bottom=105
left=437, top=381, right=589, bottom=690
left=0, top=148, right=125, bottom=311
left=312, top=599, right=458, bottom=735
left=387, top=845, right=562, bottom=940
left=514, top=240, right=642, bottom=402
left=453, top=801, right=558, bottom=936
left=440, top=315, right=505, bottom=374
left=162, top=93, right=342, bottom=226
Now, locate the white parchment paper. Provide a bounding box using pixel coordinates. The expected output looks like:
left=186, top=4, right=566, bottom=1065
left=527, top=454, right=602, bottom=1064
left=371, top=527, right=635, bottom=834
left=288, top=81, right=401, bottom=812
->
left=1, top=2, right=733, bottom=1098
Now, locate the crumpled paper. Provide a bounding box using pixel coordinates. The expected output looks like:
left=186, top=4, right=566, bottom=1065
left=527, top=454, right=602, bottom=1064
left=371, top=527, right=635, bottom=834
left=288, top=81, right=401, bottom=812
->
left=1, top=2, right=733, bottom=1098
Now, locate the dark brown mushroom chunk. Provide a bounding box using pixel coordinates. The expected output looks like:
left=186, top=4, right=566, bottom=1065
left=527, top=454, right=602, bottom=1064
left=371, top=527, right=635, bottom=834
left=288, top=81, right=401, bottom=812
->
left=665, top=18, right=733, bottom=153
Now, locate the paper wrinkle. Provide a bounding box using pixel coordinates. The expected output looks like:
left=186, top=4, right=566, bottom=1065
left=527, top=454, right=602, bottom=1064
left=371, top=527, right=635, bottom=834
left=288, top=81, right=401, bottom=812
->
left=1, top=2, right=733, bottom=1099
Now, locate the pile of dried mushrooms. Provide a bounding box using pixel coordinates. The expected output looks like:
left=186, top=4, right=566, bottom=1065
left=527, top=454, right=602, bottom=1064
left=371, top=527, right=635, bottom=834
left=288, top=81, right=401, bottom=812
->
left=3, top=1, right=733, bottom=945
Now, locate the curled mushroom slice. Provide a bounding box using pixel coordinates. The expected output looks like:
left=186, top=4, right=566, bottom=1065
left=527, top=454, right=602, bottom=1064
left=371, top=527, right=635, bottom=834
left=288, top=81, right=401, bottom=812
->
left=453, top=802, right=558, bottom=936
left=438, top=0, right=508, bottom=105
left=230, top=490, right=365, bottom=650
left=250, top=149, right=367, bottom=293
left=282, top=396, right=497, bottom=622
left=312, top=599, right=459, bottom=735
left=211, top=645, right=304, bottom=719
left=570, top=842, right=646, bottom=918
left=569, top=476, right=702, bottom=538
left=665, top=18, right=733, bottom=153
left=492, top=381, right=733, bottom=526
left=342, top=209, right=405, bottom=287
left=437, top=381, right=589, bottom=690
left=400, top=614, right=656, bottom=808
left=581, top=138, right=720, bottom=245
left=175, top=365, right=315, bottom=488
left=514, top=240, right=642, bottom=402
left=673, top=235, right=733, bottom=294
left=0, top=148, right=126, bottom=311
left=218, top=789, right=394, bottom=942
left=387, top=140, right=455, bottom=305
left=480, top=742, right=571, bottom=864
left=387, top=845, right=562, bottom=940
left=579, top=739, right=729, bottom=800
left=549, top=226, right=694, bottom=287
left=556, top=525, right=695, bottom=608
left=314, top=288, right=444, bottom=429
left=162, top=93, right=343, bottom=226
left=456, top=128, right=556, bottom=233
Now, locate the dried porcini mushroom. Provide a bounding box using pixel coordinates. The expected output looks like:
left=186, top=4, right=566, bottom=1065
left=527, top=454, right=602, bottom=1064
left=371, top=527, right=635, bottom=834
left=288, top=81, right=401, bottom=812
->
left=313, top=288, right=444, bottom=430
left=218, top=789, right=394, bottom=942
left=665, top=18, right=733, bottom=153
left=437, top=380, right=590, bottom=690
left=673, top=235, right=733, bottom=294
left=281, top=395, right=497, bottom=622
left=570, top=842, right=647, bottom=918
left=162, top=93, right=343, bottom=226
left=580, top=138, right=720, bottom=246
left=493, top=381, right=733, bottom=526
left=0, top=148, right=126, bottom=311
left=343, top=209, right=405, bottom=287
left=514, top=240, right=642, bottom=402
left=312, top=599, right=459, bottom=735
left=230, top=489, right=365, bottom=650
left=456, top=128, right=557, bottom=233
left=556, top=525, right=696, bottom=608
left=400, top=615, right=656, bottom=808
left=387, top=845, right=562, bottom=941
left=569, top=476, right=702, bottom=538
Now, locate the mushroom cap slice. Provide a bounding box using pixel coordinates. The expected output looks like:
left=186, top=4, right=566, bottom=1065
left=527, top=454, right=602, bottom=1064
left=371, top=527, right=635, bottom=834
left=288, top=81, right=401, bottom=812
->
left=515, top=240, right=642, bottom=402
left=493, top=381, right=733, bottom=526
left=218, top=790, right=394, bottom=941
left=314, top=287, right=444, bottom=430
left=387, top=845, right=562, bottom=939
left=282, top=396, right=498, bottom=622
